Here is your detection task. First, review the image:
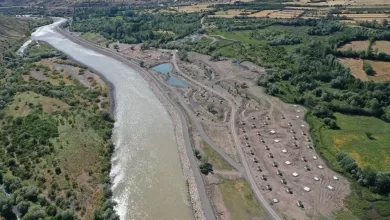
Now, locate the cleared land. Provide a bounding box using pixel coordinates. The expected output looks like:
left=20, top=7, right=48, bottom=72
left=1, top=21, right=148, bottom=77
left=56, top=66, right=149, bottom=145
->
left=219, top=179, right=266, bottom=220
left=338, top=40, right=370, bottom=52
left=285, top=0, right=390, bottom=6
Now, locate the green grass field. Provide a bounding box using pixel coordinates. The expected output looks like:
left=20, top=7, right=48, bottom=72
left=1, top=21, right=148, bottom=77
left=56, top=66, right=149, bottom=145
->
left=308, top=112, right=390, bottom=171
left=80, top=32, right=111, bottom=47
left=219, top=179, right=265, bottom=220
left=203, top=142, right=234, bottom=171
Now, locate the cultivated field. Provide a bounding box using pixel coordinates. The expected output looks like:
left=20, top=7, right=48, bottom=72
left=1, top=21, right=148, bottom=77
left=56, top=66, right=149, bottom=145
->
left=285, top=0, right=390, bottom=6
left=335, top=13, right=390, bottom=22
left=373, top=40, right=390, bottom=53
left=337, top=58, right=368, bottom=81
left=338, top=57, right=390, bottom=82
left=248, top=10, right=279, bottom=18
left=338, top=40, right=370, bottom=52
left=173, top=4, right=213, bottom=13
left=210, top=9, right=256, bottom=18
left=268, top=10, right=305, bottom=19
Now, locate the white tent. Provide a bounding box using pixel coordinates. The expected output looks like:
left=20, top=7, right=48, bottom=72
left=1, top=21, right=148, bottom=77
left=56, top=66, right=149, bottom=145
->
left=327, top=185, right=334, bottom=190
left=282, top=149, right=287, bottom=153
left=318, top=165, right=323, bottom=169
left=333, top=176, right=339, bottom=180
left=285, top=161, right=291, bottom=165
left=313, top=156, right=318, bottom=160
left=292, top=172, right=299, bottom=177
left=303, top=187, right=311, bottom=192
left=270, top=130, right=276, bottom=134
left=314, top=177, right=320, bottom=181
left=274, top=139, right=280, bottom=143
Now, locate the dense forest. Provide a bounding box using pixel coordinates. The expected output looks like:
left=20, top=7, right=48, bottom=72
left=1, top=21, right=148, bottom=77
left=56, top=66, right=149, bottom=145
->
left=70, top=6, right=202, bottom=45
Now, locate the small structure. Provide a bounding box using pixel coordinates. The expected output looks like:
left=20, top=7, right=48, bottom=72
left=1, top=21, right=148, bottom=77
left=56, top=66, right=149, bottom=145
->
left=301, top=124, right=305, bottom=127
left=274, top=139, right=280, bottom=143
left=333, top=176, right=339, bottom=180
left=261, top=175, right=267, bottom=180
left=301, top=157, right=307, bottom=162
left=282, top=149, right=288, bottom=153
left=290, top=129, right=295, bottom=134
left=270, top=129, right=276, bottom=134
left=272, top=161, right=278, bottom=167
left=256, top=166, right=262, bottom=172
left=252, top=158, right=258, bottom=163
left=285, top=161, right=291, bottom=165
left=266, top=184, right=272, bottom=191
left=304, top=165, right=311, bottom=171
left=306, top=138, right=311, bottom=142
left=272, top=198, right=279, bottom=203
left=292, top=135, right=297, bottom=140
left=244, top=135, right=248, bottom=140
left=318, top=165, right=324, bottom=169
left=240, top=121, right=245, bottom=125
left=314, top=177, right=320, bottom=181
left=277, top=170, right=283, bottom=176
left=301, top=131, right=306, bottom=136
left=263, top=122, right=268, bottom=125
left=265, top=146, right=270, bottom=150
left=313, top=156, right=318, bottom=160
left=251, top=116, right=255, bottom=120
left=297, top=109, right=301, bottom=113
left=246, top=143, right=251, bottom=147
left=281, top=115, right=285, bottom=119
left=268, top=153, right=274, bottom=158
left=240, top=128, right=245, bottom=133
left=252, top=124, right=256, bottom=128
left=249, top=150, right=254, bottom=155
left=257, top=132, right=261, bottom=136
left=261, top=139, right=265, bottom=143
left=288, top=122, right=292, bottom=126
left=327, top=185, right=334, bottom=190
left=266, top=116, right=270, bottom=120
left=286, top=187, right=293, bottom=194
left=307, top=144, right=313, bottom=149
left=293, top=142, right=298, bottom=147
left=292, top=172, right=299, bottom=177
left=303, top=186, right=311, bottom=192
left=296, top=116, right=300, bottom=119
left=281, top=178, right=287, bottom=184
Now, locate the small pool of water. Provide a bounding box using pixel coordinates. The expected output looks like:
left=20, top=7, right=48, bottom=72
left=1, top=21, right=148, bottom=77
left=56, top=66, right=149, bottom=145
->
left=152, top=63, right=188, bottom=87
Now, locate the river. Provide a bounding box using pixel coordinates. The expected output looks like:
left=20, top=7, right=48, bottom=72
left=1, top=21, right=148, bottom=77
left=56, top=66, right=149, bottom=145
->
left=30, top=19, right=192, bottom=220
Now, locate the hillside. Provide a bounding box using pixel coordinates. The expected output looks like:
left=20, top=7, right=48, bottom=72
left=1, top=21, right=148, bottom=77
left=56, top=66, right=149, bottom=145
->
left=0, top=16, right=29, bottom=57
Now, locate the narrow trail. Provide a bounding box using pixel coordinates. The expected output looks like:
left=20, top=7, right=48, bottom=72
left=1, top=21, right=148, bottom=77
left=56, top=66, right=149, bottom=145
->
left=172, top=52, right=282, bottom=220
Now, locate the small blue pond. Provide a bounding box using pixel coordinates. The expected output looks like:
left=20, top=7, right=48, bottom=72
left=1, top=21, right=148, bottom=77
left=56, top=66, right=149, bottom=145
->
left=152, top=63, right=188, bottom=87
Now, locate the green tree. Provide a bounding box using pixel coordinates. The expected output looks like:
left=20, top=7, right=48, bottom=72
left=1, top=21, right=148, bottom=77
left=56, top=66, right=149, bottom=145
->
left=363, top=61, right=375, bottom=76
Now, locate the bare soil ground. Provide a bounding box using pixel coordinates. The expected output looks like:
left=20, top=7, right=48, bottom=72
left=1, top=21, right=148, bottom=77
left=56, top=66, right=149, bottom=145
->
left=209, top=9, right=256, bottom=18
left=284, top=0, right=390, bottom=6
left=109, top=43, right=172, bottom=67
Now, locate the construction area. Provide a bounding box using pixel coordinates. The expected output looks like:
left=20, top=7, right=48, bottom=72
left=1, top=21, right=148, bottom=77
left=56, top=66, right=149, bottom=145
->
left=170, top=52, right=350, bottom=219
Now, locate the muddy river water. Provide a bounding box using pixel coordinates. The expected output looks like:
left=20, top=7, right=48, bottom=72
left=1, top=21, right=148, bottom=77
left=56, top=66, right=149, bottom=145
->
left=30, top=19, right=192, bottom=220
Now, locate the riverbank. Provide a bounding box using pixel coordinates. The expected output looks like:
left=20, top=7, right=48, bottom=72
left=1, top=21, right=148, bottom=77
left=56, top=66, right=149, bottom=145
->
left=54, top=23, right=208, bottom=220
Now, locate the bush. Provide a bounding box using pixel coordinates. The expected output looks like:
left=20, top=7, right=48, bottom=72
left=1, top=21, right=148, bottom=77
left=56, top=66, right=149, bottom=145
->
left=363, top=61, right=375, bottom=75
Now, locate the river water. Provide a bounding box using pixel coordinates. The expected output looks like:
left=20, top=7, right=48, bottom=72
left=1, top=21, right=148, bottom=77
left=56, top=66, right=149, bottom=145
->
left=30, top=19, right=192, bottom=220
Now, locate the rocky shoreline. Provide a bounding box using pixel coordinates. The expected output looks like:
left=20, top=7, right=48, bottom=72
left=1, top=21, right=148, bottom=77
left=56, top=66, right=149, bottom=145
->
left=55, top=24, right=207, bottom=220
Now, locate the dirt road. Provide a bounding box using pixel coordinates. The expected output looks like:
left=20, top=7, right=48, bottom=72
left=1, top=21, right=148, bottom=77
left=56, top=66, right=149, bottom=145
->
left=172, top=52, right=282, bottom=220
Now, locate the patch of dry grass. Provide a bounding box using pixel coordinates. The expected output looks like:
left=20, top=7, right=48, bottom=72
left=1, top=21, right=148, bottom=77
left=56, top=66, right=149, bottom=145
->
left=248, top=10, right=278, bottom=17
left=268, top=10, right=305, bottom=18
left=338, top=58, right=368, bottom=81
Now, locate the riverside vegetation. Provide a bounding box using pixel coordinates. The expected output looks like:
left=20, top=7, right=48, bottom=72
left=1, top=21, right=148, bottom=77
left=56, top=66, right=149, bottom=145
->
left=69, top=5, right=390, bottom=219
left=0, top=16, right=118, bottom=220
